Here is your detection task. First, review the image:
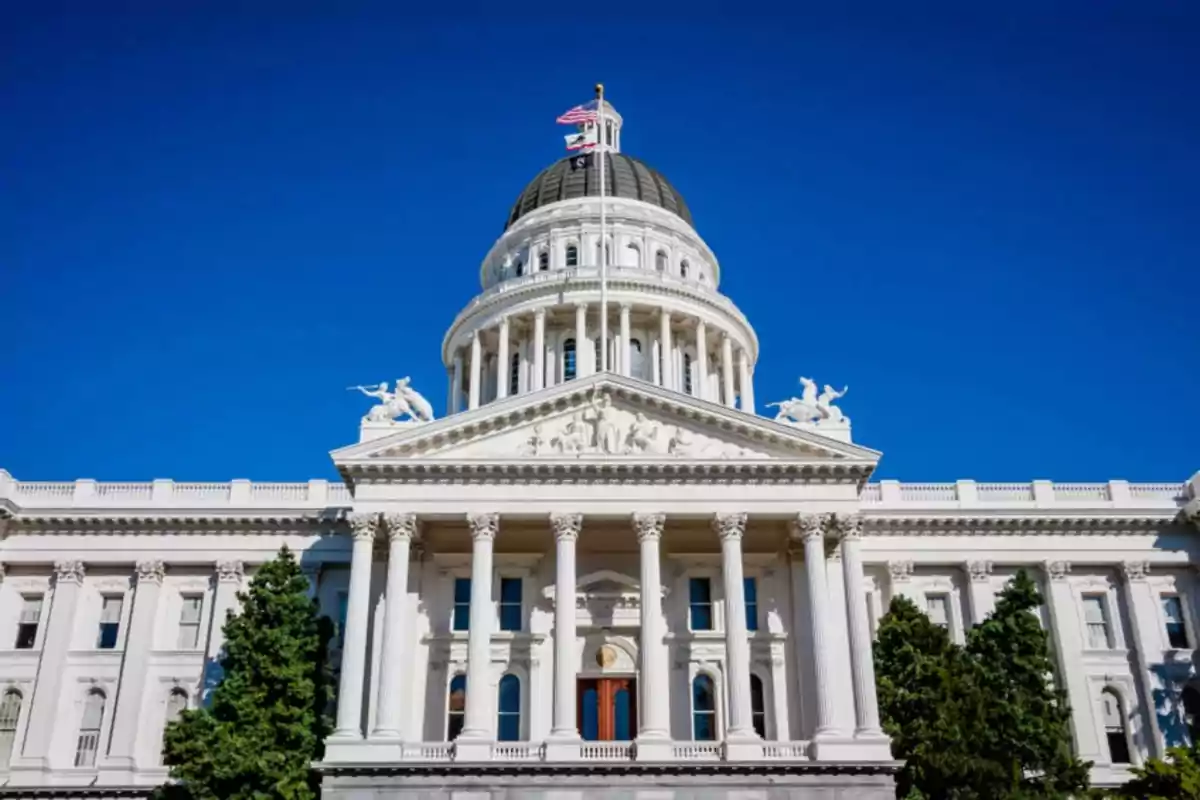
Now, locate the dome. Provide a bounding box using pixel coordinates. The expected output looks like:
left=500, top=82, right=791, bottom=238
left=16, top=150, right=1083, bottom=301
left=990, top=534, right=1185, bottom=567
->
left=505, top=152, right=693, bottom=231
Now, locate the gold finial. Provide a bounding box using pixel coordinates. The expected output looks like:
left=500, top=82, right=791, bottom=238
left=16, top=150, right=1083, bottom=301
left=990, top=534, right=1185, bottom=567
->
left=595, top=83, right=604, bottom=98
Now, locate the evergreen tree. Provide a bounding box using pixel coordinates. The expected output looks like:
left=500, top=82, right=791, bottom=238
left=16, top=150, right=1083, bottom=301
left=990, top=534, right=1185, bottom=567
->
left=156, top=546, right=334, bottom=800
left=1114, top=745, right=1200, bottom=799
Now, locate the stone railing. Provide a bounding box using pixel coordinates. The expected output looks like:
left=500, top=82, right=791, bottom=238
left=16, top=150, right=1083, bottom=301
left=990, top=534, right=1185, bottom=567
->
left=861, top=480, right=1187, bottom=510
left=672, top=741, right=723, bottom=761
left=402, top=742, right=453, bottom=761
left=391, top=740, right=809, bottom=762
left=0, top=473, right=352, bottom=511
left=492, top=742, right=544, bottom=761
left=579, top=741, right=634, bottom=761
left=761, top=741, right=810, bottom=759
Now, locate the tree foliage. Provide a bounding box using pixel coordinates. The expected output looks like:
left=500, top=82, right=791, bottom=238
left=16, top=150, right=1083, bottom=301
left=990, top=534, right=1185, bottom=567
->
left=156, top=546, right=334, bottom=800
left=1113, top=745, right=1200, bottom=799
left=874, top=570, right=1091, bottom=799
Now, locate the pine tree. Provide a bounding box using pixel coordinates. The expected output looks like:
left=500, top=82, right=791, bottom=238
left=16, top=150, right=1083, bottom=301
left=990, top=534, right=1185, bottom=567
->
left=964, top=570, right=1091, bottom=798
left=156, top=546, right=334, bottom=800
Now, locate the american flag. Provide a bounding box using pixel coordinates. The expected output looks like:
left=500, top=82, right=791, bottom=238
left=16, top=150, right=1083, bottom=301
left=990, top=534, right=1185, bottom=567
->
left=556, top=100, right=599, bottom=125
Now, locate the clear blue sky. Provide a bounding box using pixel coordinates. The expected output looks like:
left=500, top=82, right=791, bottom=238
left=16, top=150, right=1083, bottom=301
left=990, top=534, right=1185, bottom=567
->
left=3, top=4, right=1197, bottom=483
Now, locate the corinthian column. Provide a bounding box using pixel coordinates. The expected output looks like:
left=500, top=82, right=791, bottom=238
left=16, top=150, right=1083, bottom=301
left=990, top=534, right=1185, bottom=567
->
left=456, top=512, right=498, bottom=758
left=835, top=515, right=892, bottom=759
left=695, top=319, right=708, bottom=400
left=468, top=331, right=482, bottom=409
left=106, top=560, right=166, bottom=769
left=659, top=309, right=673, bottom=389
left=721, top=335, right=735, bottom=407
left=372, top=513, right=418, bottom=739
left=533, top=308, right=546, bottom=391
left=715, top=512, right=759, bottom=758
left=21, top=561, right=85, bottom=766
left=546, top=512, right=582, bottom=760
left=633, top=513, right=672, bottom=760
left=332, top=513, right=378, bottom=740
left=496, top=316, right=510, bottom=400
left=790, top=514, right=844, bottom=747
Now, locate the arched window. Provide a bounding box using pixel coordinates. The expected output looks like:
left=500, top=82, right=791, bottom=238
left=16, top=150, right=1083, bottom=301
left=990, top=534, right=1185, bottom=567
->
left=750, top=674, right=767, bottom=738
left=563, top=339, right=577, bottom=381
left=447, top=675, right=467, bottom=741
left=692, top=674, right=717, bottom=741
left=0, top=690, right=22, bottom=770
left=75, top=689, right=106, bottom=767
left=509, top=352, right=520, bottom=396
left=627, top=242, right=641, bottom=269
left=566, top=244, right=579, bottom=267
left=514, top=258, right=524, bottom=278
left=538, top=251, right=549, bottom=272
left=655, top=250, right=667, bottom=272
left=497, top=674, right=521, bottom=742
left=1101, top=688, right=1131, bottom=764
left=683, top=353, right=693, bottom=395
left=596, top=241, right=610, bottom=266
left=161, top=688, right=188, bottom=762
left=680, top=259, right=690, bottom=279
left=605, top=120, right=614, bottom=146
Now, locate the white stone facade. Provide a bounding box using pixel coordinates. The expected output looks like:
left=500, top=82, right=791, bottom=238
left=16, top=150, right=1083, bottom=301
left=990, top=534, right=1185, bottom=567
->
left=1, top=103, right=1196, bottom=798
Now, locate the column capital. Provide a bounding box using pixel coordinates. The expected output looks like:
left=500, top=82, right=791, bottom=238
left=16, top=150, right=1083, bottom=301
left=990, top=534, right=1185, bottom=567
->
left=54, top=560, right=85, bottom=585
left=136, top=560, right=166, bottom=585
left=632, top=512, right=665, bottom=542
left=966, top=560, right=993, bottom=583
left=832, top=513, right=863, bottom=542
left=619, top=302, right=632, bottom=313
left=887, top=560, right=914, bottom=583
left=1043, top=560, right=1071, bottom=582
left=534, top=306, right=547, bottom=320
left=216, top=560, right=244, bottom=584
left=788, top=512, right=830, bottom=543
left=348, top=512, right=379, bottom=542
left=467, top=511, right=499, bottom=541
left=1121, top=560, right=1150, bottom=583
left=712, top=512, right=747, bottom=541
left=550, top=512, right=583, bottom=541
left=383, top=512, right=419, bottom=542
left=575, top=301, right=588, bottom=312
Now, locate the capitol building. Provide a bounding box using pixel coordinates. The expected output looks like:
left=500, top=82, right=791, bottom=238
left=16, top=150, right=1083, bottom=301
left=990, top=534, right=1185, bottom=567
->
left=0, top=102, right=1197, bottom=799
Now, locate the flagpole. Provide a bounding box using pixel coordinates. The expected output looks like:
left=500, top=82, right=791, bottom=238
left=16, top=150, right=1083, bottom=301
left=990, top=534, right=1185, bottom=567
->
left=596, top=82, right=608, bottom=375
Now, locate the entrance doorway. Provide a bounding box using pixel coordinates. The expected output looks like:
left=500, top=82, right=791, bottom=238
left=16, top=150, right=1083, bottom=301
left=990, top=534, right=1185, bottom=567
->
left=578, top=677, right=637, bottom=741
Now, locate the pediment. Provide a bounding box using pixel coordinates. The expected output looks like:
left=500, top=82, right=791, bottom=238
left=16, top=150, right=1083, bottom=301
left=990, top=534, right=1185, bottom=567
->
left=331, top=374, right=880, bottom=475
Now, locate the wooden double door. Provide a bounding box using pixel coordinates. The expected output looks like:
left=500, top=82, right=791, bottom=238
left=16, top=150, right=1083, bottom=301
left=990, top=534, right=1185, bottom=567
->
left=578, top=677, right=637, bottom=741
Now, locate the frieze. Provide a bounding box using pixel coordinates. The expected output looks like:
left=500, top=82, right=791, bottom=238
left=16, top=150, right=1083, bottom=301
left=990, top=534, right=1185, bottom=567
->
left=862, top=515, right=1173, bottom=536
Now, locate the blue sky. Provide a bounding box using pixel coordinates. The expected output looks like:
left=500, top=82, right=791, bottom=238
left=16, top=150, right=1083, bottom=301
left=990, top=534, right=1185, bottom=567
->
left=2, top=4, right=1197, bottom=483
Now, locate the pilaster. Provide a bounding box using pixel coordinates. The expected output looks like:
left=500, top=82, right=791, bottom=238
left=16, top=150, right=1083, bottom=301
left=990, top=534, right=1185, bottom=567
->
left=1041, top=560, right=1102, bottom=762
left=1120, top=560, right=1166, bottom=759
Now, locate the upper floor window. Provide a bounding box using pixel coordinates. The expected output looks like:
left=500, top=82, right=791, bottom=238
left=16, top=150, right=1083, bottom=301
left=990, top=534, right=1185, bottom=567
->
left=538, top=251, right=549, bottom=271
left=1082, top=594, right=1112, bottom=649
left=692, top=674, right=716, bottom=741
left=680, top=259, right=690, bottom=279
left=453, top=578, right=471, bottom=631
left=655, top=250, right=667, bottom=272
left=15, top=595, right=42, bottom=649
left=497, top=674, right=521, bottom=741
left=499, top=577, right=523, bottom=632
left=1100, top=689, right=1131, bottom=764
left=1163, top=595, right=1190, bottom=649
left=627, top=242, right=641, bottom=269
left=750, top=674, right=766, bottom=738
left=514, top=258, right=524, bottom=277
left=509, top=352, right=520, bottom=396
left=683, top=353, right=693, bottom=395
left=689, top=577, right=713, bottom=631
left=161, top=689, right=188, bottom=762
left=565, top=244, right=579, bottom=267
left=335, top=591, right=349, bottom=648
left=605, top=120, right=614, bottom=145
left=925, top=594, right=949, bottom=630
left=447, top=674, right=467, bottom=741
left=744, top=577, right=759, bottom=632
left=563, top=338, right=577, bottom=381
left=75, top=689, right=106, bottom=767
left=0, top=690, right=22, bottom=770
left=177, top=595, right=203, bottom=650
left=97, top=596, right=123, bottom=649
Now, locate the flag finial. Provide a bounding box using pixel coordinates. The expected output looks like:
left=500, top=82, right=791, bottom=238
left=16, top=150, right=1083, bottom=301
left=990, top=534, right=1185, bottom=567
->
left=595, top=83, right=604, bottom=98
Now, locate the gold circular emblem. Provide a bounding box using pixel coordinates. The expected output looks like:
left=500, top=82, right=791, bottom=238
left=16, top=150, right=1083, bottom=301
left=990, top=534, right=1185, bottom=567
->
left=597, top=645, right=618, bottom=668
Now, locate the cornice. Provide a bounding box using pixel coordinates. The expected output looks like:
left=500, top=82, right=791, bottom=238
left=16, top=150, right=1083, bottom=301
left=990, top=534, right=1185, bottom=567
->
left=862, top=513, right=1180, bottom=537
left=4, top=514, right=342, bottom=536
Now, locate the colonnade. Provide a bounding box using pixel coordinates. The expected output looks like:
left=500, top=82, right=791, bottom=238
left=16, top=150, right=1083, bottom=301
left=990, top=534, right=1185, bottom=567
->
left=446, top=302, right=756, bottom=413
left=330, top=511, right=885, bottom=760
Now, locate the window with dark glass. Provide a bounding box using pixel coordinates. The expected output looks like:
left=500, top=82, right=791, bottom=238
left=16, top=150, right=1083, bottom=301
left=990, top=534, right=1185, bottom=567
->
left=566, top=245, right=578, bottom=267
left=744, top=577, right=759, bottom=632
left=692, top=674, right=716, bottom=741
left=447, top=675, right=466, bottom=740
left=509, top=353, right=520, bottom=396
left=563, top=338, right=577, bottom=381
left=453, top=578, right=471, bottom=631
left=97, top=596, right=123, bottom=649
left=680, top=259, right=690, bottom=278
left=689, top=577, right=713, bottom=631
left=514, top=258, right=524, bottom=277
left=75, top=690, right=106, bottom=767
left=499, top=577, right=522, bottom=632
left=750, top=674, right=766, bottom=738
left=497, top=674, right=520, bottom=741
left=655, top=251, right=667, bottom=272
left=1101, top=689, right=1131, bottom=764
left=538, top=251, right=549, bottom=271
left=0, top=690, right=21, bottom=770
left=1163, top=595, right=1190, bottom=648
left=683, top=353, right=693, bottom=395
left=15, top=595, right=42, bottom=649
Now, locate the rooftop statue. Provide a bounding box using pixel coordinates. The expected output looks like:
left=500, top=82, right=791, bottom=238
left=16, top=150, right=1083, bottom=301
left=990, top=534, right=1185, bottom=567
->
left=768, top=377, right=850, bottom=427
left=349, top=377, right=434, bottom=424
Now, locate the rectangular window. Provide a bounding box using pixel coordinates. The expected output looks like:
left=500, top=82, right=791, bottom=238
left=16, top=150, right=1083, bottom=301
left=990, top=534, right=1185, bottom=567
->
left=499, top=577, right=522, bottom=632
left=453, top=578, right=471, bottom=632
left=743, top=577, right=759, bottom=632
left=335, top=591, right=349, bottom=648
left=176, top=595, right=203, bottom=650
left=1163, top=595, right=1190, bottom=649
left=15, top=595, right=43, bottom=649
left=1082, top=594, right=1111, bottom=649
left=689, top=577, right=713, bottom=631
left=97, top=596, right=123, bottom=649
left=925, top=594, right=950, bottom=629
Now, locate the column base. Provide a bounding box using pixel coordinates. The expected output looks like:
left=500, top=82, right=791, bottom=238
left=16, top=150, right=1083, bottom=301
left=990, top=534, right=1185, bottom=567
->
left=809, top=731, right=893, bottom=762
left=453, top=737, right=495, bottom=762
left=328, top=728, right=364, bottom=742
left=633, top=733, right=672, bottom=761
left=723, top=731, right=764, bottom=761
left=368, top=728, right=403, bottom=741
left=543, top=733, right=583, bottom=762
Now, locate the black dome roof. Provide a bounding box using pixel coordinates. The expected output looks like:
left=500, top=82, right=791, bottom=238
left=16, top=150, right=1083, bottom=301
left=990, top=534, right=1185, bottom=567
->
left=505, top=152, right=693, bottom=230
